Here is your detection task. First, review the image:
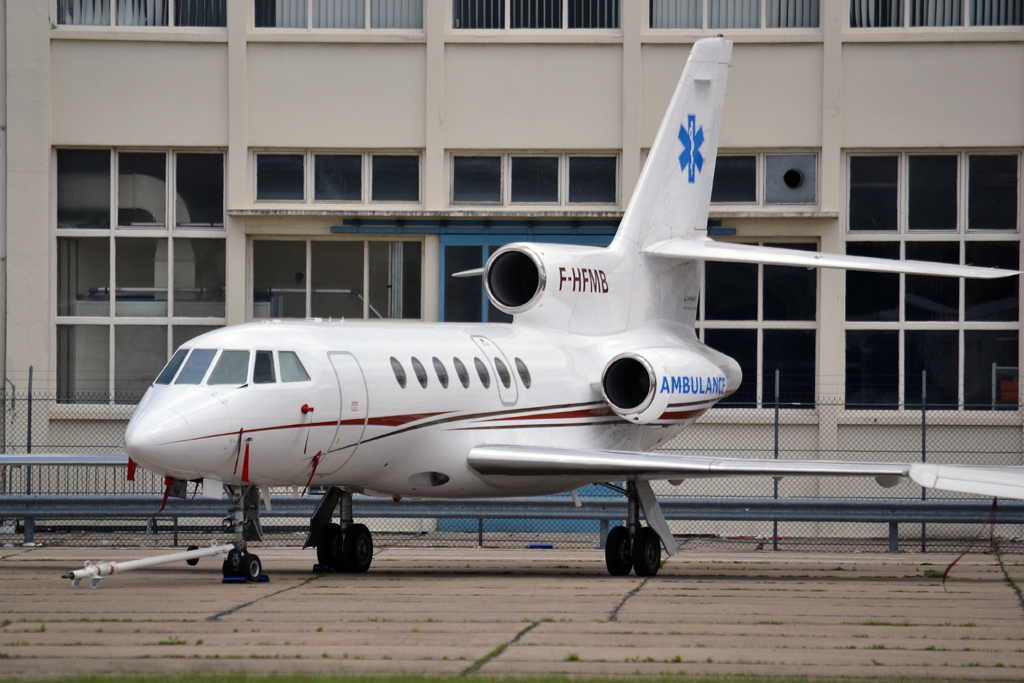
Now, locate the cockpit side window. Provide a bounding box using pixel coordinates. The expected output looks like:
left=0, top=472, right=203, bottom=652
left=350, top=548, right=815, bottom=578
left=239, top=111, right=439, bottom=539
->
left=474, top=357, right=491, bottom=389
left=174, top=349, right=217, bottom=385
left=279, top=351, right=311, bottom=382
left=155, top=348, right=189, bottom=385
left=207, top=350, right=250, bottom=386
left=253, top=350, right=276, bottom=384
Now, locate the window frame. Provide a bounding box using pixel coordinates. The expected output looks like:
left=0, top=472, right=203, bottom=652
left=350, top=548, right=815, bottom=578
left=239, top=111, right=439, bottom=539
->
left=846, top=151, right=1022, bottom=235
left=448, top=152, right=619, bottom=207
left=54, top=146, right=227, bottom=403
left=252, top=0, right=426, bottom=30
left=848, top=0, right=1023, bottom=28
left=709, top=150, right=820, bottom=209
left=55, top=0, right=229, bottom=29
left=253, top=150, right=423, bottom=206
left=452, top=0, right=622, bottom=30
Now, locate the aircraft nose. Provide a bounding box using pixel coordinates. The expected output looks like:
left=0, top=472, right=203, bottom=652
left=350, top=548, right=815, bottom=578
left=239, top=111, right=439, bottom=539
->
left=125, top=407, right=193, bottom=472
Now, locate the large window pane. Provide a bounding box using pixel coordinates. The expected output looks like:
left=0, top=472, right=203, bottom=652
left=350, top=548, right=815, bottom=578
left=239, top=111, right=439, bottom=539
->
left=845, top=330, right=898, bottom=408
left=910, top=0, right=962, bottom=25
left=453, top=0, right=504, bottom=27
left=369, top=241, right=422, bottom=319
left=908, top=155, right=957, bottom=231
left=116, top=0, right=168, bottom=26
left=453, top=156, right=501, bottom=203
left=57, top=325, right=109, bottom=403
left=763, top=243, right=817, bottom=321
left=116, top=238, right=168, bottom=317
left=964, top=330, right=1019, bottom=409
left=511, top=0, right=560, bottom=27
left=763, top=330, right=816, bottom=407
left=115, top=325, right=166, bottom=403
left=971, top=0, right=1023, bottom=25
left=905, top=330, right=958, bottom=408
left=314, top=0, right=364, bottom=27
left=58, top=0, right=110, bottom=25
left=311, top=242, right=364, bottom=318
left=176, top=153, right=224, bottom=227
left=568, top=0, right=619, bottom=27
left=767, top=0, right=819, bottom=27
left=372, top=0, right=423, bottom=27
left=651, top=0, right=702, bottom=27
left=968, top=155, right=1018, bottom=230
left=444, top=245, right=482, bottom=322
left=704, top=329, right=756, bottom=406
left=253, top=240, right=306, bottom=318
left=568, top=156, right=616, bottom=203
left=905, top=241, right=959, bottom=321
left=845, top=242, right=899, bottom=321
left=177, top=0, right=227, bottom=26
left=708, top=0, right=759, bottom=27
left=314, top=154, right=361, bottom=201
left=256, top=154, right=304, bottom=200
left=255, top=0, right=306, bottom=26
left=705, top=261, right=757, bottom=320
left=58, top=150, right=110, bottom=229
left=173, top=239, right=226, bottom=318
left=173, top=325, right=219, bottom=350
left=850, top=0, right=902, bottom=26
left=118, top=152, right=165, bottom=227
left=511, top=156, right=558, bottom=203
left=710, top=156, right=756, bottom=203
left=372, top=155, right=419, bottom=202
left=57, top=237, right=110, bottom=317
left=849, top=156, right=898, bottom=231
left=965, top=242, right=1019, bottom=321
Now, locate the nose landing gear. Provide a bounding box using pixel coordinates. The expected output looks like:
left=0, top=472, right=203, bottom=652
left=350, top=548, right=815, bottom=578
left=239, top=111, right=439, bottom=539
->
left=306, top=488, right=374, bottom=573
left=222, top=486, right=268, bottom=583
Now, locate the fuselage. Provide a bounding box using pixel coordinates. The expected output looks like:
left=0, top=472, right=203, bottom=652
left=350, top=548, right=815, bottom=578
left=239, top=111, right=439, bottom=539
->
left=125, top=319, right=737, bottom=499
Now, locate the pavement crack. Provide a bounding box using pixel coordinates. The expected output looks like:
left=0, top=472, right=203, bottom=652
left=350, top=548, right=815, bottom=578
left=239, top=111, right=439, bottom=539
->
left=608, top=576, right=649, bottom=622
left=993, top=544, right=1024, bottom=619
left=206, top=575, right=320, bottom=622
left=460, top=620, right=539, bottom=675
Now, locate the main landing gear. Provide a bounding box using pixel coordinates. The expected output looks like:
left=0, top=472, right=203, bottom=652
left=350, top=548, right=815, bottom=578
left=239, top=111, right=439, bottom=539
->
left=604, top=481, right=664, bottom=577
left=222, top=485, right=268, bottom=583
left=305, top=488, right=374, bottom=573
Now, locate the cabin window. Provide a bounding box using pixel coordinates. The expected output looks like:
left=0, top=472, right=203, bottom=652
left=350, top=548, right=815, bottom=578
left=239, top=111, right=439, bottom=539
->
left=175, top=348, right=217, bottom=385
left=514, top=357, right=531, bottom=388
left=453, top=357, right=470, bottom=388
left=493, top=357, right=512, bottom=389
left=474, top=357, right=491, bottom=389
left=279, top=351, right=311, bottom=382
left=411, top=356, right=428, bottom=388
left=253, top=350, right=276, bottom=384
left=207, top=350, right=250, bottom=385
left=432, top=357, right=449, bottom=388
left=390, top=357, right=407, bottom=388
left=155, top=348, right=189, bottom=385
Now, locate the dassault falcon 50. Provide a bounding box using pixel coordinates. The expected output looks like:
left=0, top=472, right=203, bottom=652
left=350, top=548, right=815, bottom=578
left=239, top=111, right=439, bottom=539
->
left=5, top=37, right=1022, bottom=584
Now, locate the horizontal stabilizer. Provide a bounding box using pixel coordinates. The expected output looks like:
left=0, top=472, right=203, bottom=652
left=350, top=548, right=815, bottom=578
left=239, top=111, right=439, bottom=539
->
left=0, top=454, right=128, bottom=467
left=645, top=238, right=1018, bottom=279
left=910, top=463, right=1024, bottom=500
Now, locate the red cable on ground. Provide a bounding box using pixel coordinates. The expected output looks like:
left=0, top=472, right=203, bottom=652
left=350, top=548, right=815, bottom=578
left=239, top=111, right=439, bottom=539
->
left=942, top=497, right=998, bottom=592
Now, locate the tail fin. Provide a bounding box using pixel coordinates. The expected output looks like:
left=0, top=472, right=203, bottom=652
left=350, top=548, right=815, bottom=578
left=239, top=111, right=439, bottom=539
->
left=613, top=37, right=731, bottom=255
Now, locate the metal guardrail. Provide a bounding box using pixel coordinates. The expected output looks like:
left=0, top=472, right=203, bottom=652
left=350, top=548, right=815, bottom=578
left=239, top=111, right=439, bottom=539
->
left=4, top=495, right=1021, bottom=553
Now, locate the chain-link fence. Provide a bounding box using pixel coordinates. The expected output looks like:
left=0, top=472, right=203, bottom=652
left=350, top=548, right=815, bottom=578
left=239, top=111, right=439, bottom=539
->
left=2, top=390, right=1022, bottom=554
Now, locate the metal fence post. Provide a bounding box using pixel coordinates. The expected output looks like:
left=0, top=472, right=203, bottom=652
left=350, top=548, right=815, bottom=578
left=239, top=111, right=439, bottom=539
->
left=173, top=517, right=179, bottom=547
left=26, top=367, right=32, bottom=495
left=477, top=517, right=483, bottom=548
left=773, top=369, right=779, bottom=551
left=921, top=370, right=927, bottom=553
left=599, top=519, right=609, bottom=549
left=889, top=522, right=899, bottom=553
left=23, top=518, right=34, bottom=545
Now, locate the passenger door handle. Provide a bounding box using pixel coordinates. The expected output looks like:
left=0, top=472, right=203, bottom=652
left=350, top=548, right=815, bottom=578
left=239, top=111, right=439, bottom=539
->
left=301, top=404, right=314, bottom=414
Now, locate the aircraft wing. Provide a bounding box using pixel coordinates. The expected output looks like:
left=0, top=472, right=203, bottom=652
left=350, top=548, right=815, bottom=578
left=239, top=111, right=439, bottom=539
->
left=644, top=238, right=1019, bottom=279
left=468, top=445, right=1024, bottom=501
left=0, top=454, right=129, bottom=466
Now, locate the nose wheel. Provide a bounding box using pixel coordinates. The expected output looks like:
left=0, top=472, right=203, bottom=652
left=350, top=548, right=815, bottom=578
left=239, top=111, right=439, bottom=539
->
left=221, top=486, right=269, bottom=583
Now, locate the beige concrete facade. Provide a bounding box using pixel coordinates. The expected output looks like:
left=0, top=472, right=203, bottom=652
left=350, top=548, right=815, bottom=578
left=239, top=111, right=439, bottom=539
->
left=1, top=1, right=1022, bottom=473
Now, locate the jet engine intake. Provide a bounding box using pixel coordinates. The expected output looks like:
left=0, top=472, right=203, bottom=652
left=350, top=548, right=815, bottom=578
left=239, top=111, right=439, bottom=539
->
left=484, top=246, right=545, bottom=315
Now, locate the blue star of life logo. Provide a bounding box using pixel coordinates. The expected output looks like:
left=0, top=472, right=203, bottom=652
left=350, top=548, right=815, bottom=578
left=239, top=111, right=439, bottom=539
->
left=678, top=114, right=704, bottom=183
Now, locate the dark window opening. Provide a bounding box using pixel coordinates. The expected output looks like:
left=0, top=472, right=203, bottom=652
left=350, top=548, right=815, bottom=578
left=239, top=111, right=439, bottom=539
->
left=411, top=356, right=428, bottom=388
left=453, top=0, right=504, bottom=28
left=905, top=241, right=959, bottom=322
left=176, top=153, right=224, bottom=227
left=494, top=357, right=512, bottom=388
left=849, top=156, right=898, bottom=231
left=372, top=155, right=419, bottom=202
left=568, top=156, right=616, bottom=204
left=433, top=357, right=449, bottom=388
left=58, top=149, right=111, bottom=229
left=515, top=357, right=531, bottom=388
left=969, top=155, right=1018, bottom=231
left=453, top=156, right=501, bottom=203
left=845, top=330, right=898, bottom=408
left=763, top=243, right=817, bottom=322
left=511, top=156, right=559, bottom=203
left=711, top=156, right=756, bottom=203
left=845, top=242, right=899, bottom=322
left=253, top=350, right=276, bottom=384
left=256, top=154, right=304, bottom=201
left=474, top=357, right=491, bottom=388
left=908, top=155, right=957, bottom=231
left=965, top=241, right=1019, bottom=322
left=390, top=357, right=407, bottom=388
left=155, top=349, right=189, bottom=385
left=705, top=260, right=757, bottom=321
left=762, top=330, right=816, bottom=407
left=568, top=0, right=619, bottom=27
left=905, top=330, right=958, bottom=409
left=453, top=357, right=470, bottom=388
left=314, top=155, right=361, bottom=201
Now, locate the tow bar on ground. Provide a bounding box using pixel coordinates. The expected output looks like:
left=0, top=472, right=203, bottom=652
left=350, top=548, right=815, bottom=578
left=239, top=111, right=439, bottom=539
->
left=62, top=542, right=236, bottom=588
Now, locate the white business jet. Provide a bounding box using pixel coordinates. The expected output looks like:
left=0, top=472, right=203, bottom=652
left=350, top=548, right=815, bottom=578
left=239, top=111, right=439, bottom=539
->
left=5, top=37, right=1022, bottom=584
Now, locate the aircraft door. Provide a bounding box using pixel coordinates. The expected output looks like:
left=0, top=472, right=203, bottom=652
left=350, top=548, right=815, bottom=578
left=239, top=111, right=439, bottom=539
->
left=321, top=352, right=369, bottom=474
left=472, top=336, right=518, bottom=406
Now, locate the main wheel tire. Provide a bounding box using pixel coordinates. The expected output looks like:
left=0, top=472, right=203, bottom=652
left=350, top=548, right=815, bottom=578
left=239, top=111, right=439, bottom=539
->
left=241, top=553, right=262, bottom=582
left=343, top=523, right=373, bottom=573
left=223, top=547, right=243, bottom=578
left=318, top=523, right=345, bottom=572
left=186, top=545, right=200, bottom=566
left=632, top=527, right=662, bottom=577
left=604, top=526, right=633, bottom=576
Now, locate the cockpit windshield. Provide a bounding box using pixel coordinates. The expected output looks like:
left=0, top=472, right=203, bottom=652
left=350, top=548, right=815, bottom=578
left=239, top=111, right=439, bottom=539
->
left=174, top=349, right=217, bottom=385
left=207, top=351, right=250, bottom=385
left=155, top=348, right=311, bottom=388
left=155, top=349, right=188, bottom=385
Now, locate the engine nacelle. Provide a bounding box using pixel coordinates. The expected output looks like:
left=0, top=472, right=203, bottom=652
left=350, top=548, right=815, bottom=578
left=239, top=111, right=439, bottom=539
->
left=602, top=347, right=735, bottom=424
left=484, top=245, right=547, bottom=315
